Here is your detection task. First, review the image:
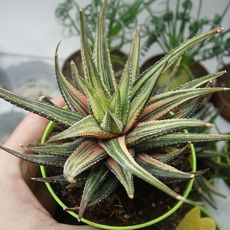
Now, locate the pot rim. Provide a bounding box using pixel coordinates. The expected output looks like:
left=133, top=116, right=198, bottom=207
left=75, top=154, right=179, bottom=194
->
left=40, top=121, right=196, bottom=230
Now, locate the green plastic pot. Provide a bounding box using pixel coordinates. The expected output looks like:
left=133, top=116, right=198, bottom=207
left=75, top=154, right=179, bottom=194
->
left=40, top=121, right=197, bottom=230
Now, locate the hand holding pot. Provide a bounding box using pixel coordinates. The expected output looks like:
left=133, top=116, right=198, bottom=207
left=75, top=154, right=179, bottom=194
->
left=0, top=97, right=97, bottom=230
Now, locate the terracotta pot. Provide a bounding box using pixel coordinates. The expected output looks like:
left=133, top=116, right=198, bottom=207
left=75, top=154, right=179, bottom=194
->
left=212, top=64, right=230, bottom=121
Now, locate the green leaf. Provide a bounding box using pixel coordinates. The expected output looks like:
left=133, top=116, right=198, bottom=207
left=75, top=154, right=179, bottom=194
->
left=0, top=146, right=66, bottom=167
left=32, top=175, right=67, bottom=184
left=100, top=136, right=190, bottom=203
left=79, top=10, right=109, bottom=98
left=93, top=0, right=117, bottom=95
left=176, top=207, right=216, bottom=230
left=55, top=43, right=89, bottom=115
left=78, top=164, right=109, bottom=220
left=107, top=157, right=134, bottom=198
left=78, top=76, right=109, bottom=124
left=135, top=133, right=230, bottom=152
left=88, top=176, right=118, bottom=207
left=0, top=89, right=82, bottom=127
left=174, top=71, right=226, bottom=90
left=50, top=115, right=115, bottom=141
left=63, top=141, right=106, bottom=182
left=70, top=61, right=84, bottom=93
left=100, top=111, right=123, bottom=134
left=24, top=139, right=83, bottom=156
left=136, top=153, right=194, bottom=180
left=127, top=119, right=212, bottom=145
left=140, top=88, right=228, bottom=121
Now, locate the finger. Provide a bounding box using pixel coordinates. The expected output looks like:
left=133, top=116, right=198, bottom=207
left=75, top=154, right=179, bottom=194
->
left=53, top=223, right=98, bottom=230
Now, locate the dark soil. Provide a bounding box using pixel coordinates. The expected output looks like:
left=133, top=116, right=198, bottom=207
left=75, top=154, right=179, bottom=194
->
left=45, top=157, right=192, bottom=229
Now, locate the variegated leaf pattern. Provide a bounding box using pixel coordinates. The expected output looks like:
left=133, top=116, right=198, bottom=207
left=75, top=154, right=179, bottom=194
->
left=107, top=157, right=134, bottom=198
left=0, top=88, right=82, bottom=127
left=0, top=146, right=66, bottom=167
left=70, top=61, right=84, bottom=93
left=136, top=153, right=194, bottom=180
left=63, top=141, right=106, bottom=182
left=55, top=43, right=89, bottom=115
left=135, top=133, right=230, bottom=152
left=100, top=136, right=189, bottom=202
left=127, top=118, right=212, bottom=145
left=50, top=115, right=116, bottom=141
left=93, top=0, right=117, bottom=95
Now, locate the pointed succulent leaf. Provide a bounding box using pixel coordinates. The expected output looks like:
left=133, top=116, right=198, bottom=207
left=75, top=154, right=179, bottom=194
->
left=32, top=175, right=67, bottom=184
left=107, top=157, right=134, bottom=199
left=130, top=27, right=141, bottom=82
left=78, top=76, right=109, bottom=123
left=135, top=133, right=230, bottom=152
left=100, top=136, right=189, bottom=203
left=153, top=145, right=188, bottom=163
left=50, top=115, right=115, bottom=142
left=100, top=111, right=123, bottom=134
left=140, top=88, right=229, bottom=121
left=0, top=89, right=82, bottom=127
left=63, top=141, right=106, bottom=183
left=132, top=28, right=223, bottom=99
left=174, top=71, right=226, bottom=90
left=78, top=164, right=109, bottom=220
left=70, top=61, right=84, bottom=93
left=0, top=146, right=66, bottom=167
left=38, top=96, right=55, bottom=105
left=127, top=119, right=212, bottom=146
left=55, top=44, right=89, bottom=115
left=109, top=88, right=122, bottom=121
left=88, top=176, right=118, bottom=207
left=136, top=153, right=194, bottom=180
left=93, top=0, right=117, bottom=94
left=25, top=139, right=83, bottom=156
left=79, top=10, right=109, bottom=98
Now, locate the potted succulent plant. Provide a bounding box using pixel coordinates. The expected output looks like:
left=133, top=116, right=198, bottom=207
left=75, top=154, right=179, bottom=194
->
left=141, top=0, right=230, bottom=90
left=0, top=1, right=230, bottom=229
left=55, top=0, right=152, bottom=82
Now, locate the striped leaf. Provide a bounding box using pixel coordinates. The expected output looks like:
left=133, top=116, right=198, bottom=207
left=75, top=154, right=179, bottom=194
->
left=50, top=115, right=115, bottom=141
left=100, top=136, right=189, bottom=203
left=107, top=157, right=134, bottom=198
left=32, top=175, right=67, bottom=184
left=78, top=76, right=109, bottom=124
left=135, top=133, right=230, bottom=152
left=125, top=29, right=223, bottom=132
left=93, top=0, right=117, bottom=95
left=132, top=28, right=223, bottom=99
left=88, top=176, right=118, bottom=207
left=70, top=61, right=84, bottom=93
left=0, top=146, right=66, bottom=167
left=79, top=10, right=109, bottom=98
left=174, top=71, right=226, bottom=90
left=24, top=139, right=83, bottom=156
left=100, top=111, right=123, bottom=134
left=136, top=153, right=194, bottom=180
left=63, top=141, right=106, bottom=183
left=153, top=145, right=188, bottom=163
left=0, top=89, right=82, bottom=127
left=55, top=43, right=89, bottom=115
left=78, top=165, right=109, bottom=220
left=127, top=119, right=212, bottom=145
left=140, top=88, right=229, bottom=121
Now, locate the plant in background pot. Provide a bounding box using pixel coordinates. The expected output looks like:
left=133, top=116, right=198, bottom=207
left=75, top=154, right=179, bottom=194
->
left=141, top=0, right=230, bottom=91
left=0, top=1, right=230, bottom=229
left=55, top=0, right=152, bottom=82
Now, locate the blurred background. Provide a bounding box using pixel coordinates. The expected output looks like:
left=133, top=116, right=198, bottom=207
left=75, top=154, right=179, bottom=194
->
left=0, top=0, right=230, bottom=229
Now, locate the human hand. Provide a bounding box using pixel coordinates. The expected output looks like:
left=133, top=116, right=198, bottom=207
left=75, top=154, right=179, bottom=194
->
left=0, top=97, right=97, bottom=230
